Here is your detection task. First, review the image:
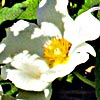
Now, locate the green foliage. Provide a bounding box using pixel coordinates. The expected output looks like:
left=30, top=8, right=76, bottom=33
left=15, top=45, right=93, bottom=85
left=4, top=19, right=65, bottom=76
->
left=78, top=0, right=100, bottom=15
left=95, top=49, right=100, bottom=100
left=0, top=3, right=24, bottom=25
left=66, top=74, right=74, bottom=83
left=18, top=0, right=40, bottom=20
left=0, top=0, right=41, bottom=25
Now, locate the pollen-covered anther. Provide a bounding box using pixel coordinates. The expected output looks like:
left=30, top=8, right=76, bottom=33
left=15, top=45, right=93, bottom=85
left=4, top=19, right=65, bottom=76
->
left=43, top=37, right=72, bottom=67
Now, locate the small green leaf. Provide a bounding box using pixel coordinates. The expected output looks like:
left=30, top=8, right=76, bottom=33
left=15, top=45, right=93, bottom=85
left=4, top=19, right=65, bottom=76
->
left=66, top=74, right=74, bottom=83
left=97, top=11, right=100, bottom=20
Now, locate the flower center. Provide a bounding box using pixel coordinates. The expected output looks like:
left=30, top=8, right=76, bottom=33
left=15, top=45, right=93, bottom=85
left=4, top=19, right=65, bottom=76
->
left=43, top=37, right=72, bottom=67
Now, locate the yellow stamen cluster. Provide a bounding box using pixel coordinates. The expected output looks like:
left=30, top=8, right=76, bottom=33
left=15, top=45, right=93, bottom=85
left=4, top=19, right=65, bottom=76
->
left=43, top=37, right=72, bottom=67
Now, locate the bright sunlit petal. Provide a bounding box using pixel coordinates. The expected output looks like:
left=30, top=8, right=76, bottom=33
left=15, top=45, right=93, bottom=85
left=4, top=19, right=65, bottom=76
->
left=41, top=22, right=62, bottom=37
left=10, top=20, right=29, bottom=36
left=41, top=52, right=89, bottom=82
left=75, top=7, right=100, bottom=42
left=69, top=43, right=96, bottom=57
left=11, top=51, right=49, bottom=74
left=6, top=69, right=50, bottom=91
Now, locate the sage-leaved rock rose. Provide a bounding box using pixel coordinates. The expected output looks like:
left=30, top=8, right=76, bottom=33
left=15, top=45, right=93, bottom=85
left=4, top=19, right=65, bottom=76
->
left=0, top=0, right=100, bottom=91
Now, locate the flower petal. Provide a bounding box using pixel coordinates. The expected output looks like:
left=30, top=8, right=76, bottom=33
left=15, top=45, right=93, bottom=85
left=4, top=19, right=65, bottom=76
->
left=75, top=7, right=100, bottom=42
left=41, top=22, right=62, bottom=37
left=11, top=50, right=49, bottom=74
left=41, top=52, right=89, bottom=82
left=0, top=43, right=6, bottom=53
left=37, top=0, right=68, bottom=32
left=6, top=69, right=50, bottom=91
left=10, top=20, right=29, bottom=36
left=69, top=42, right=96, bottom=57
left=63, top=16, right=78, bottom=43
left=0, top=21, right=48, bottom=64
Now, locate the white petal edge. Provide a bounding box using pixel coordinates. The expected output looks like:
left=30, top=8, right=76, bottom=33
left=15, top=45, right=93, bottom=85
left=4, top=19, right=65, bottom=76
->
left=44, top=85, right=52, bottom=99
left=11, top=50, right=49, bottom=74
left=39, top=0, right=47, bottom=8
left=41, top=22, right=62, bottom=37
left=0, top=43, right=6, bottom=53
left=74, top=7, right=100, bottom=42
left=69, top=42, right=96, bottom=57
left=10, top=20, right=29, bottom=36
left=6, top=69, right=50, bottom=91
left=41, top=52, right=89, bottom=82
left=55, top=0, right=68, bottom=15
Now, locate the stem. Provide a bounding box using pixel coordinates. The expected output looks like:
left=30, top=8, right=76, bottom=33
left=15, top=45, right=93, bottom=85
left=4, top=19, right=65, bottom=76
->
left=73, top=71, right=95, bottom=88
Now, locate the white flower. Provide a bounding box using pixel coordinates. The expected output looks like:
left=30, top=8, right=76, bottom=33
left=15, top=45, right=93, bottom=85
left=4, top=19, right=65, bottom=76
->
left=0, top=0, right=100, bottom=91
left=4, top=50, right=50, bottom=91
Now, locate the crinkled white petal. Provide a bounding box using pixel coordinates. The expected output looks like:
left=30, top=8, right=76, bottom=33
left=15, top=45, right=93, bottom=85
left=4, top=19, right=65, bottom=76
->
left=69, top=43, right=96, bottom=57
left=37, top=0, right=68, bottom=32
left=6, top=69, right=50, bottom=91
left=41, top=22, right=62, bottom=37
left=3, top=57, right=12, bottom=64
left=74, top=7, right=100, bottom=42
left=41, top=52, right=89, bottom=82
left=11, top=50, right=49, bottom=75
left=10, top=20, right=29, bottom=36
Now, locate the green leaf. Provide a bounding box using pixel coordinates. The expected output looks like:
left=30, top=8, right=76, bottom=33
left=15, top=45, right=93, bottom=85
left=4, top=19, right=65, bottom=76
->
left=66, top=74, right=74, bottom=83
left=0, top=0, right=41, bottom=25
left=18, top=0, right=41, bottom=20
left=84, top=0, right=100, bottom=8
left=78, top=0, right=100, bottom=15
left=0, top=3, right=25, bottom=25
left=95, top=49, right=100, bottom=100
